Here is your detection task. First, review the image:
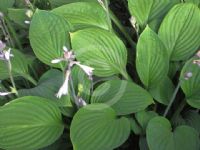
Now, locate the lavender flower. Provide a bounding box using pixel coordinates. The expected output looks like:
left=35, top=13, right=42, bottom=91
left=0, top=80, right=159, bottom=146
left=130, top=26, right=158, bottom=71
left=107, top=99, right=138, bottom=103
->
left=184, top=72, right=193, bottom=80
left=0, top=41, right=14, bottom=61
left=77, top=97, right=87, bottom=107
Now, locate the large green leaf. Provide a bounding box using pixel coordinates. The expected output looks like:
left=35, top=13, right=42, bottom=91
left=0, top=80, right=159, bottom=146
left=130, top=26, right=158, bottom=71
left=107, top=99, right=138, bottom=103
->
left=91, top=80, right=153, bottom=115
left=29, top=9, right=71, bottom=68
left=70, top=104, right=130, bottom=150
left=128, top=0, right=178, bottom=30
left=158, top=3, right=200, bottom=61
left=180, top=56, right=200, bottom=108
left=149, top=77, right=175, bottom=105
left=0, top=49, right=30, bottom=81
left=147, top=116, right=200, bottom=150
left=136, top=26, right=169, bottom=89
left=71, top=27, right=128, bottom=77
left=0, top=96, right=64, bottom=150
left=52, top=2, right=108, bottom=30
left=0, top=0, right=14, bottom=13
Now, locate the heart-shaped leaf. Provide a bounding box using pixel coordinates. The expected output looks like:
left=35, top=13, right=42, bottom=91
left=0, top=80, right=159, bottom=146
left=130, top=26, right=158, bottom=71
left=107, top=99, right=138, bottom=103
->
left=147, top=116, right=200, bottom=150
left=70, top=104, right=130, bottom=150
left=52, top=2, right=108, bottom=30
left=91, top=80, right=153, bottom=115
left=158, top=3, right=200, bottom=61
left=71, top=27, right=128, bottom=78
left=29, top=9, right=71, bottom=68
left=136, top=26, right=169, bottom=89
left=180, top=56, right=200, bottom=108
left=0, top=96, right=64, bottom=150
left=128, top=0, right=178, bottom=30
left=0, top=49, right=32, bottom=82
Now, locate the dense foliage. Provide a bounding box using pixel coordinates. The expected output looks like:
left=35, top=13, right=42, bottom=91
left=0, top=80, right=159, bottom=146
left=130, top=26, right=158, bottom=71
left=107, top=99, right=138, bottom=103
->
left=0, top=0, right=200, bottom=149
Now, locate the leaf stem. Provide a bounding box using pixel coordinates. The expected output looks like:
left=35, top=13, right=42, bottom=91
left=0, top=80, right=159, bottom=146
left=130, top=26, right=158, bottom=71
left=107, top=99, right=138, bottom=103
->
left=109, top=10, right=136, bottom=48
left=7, top=60, right=18, bottom=96
left=4, top=17, right=23, bottom=50
left=121, top=70, right=132, bottom=81
left=163, top=82, right=181, bottom=117
left=104, top=0, right=112, bottom=31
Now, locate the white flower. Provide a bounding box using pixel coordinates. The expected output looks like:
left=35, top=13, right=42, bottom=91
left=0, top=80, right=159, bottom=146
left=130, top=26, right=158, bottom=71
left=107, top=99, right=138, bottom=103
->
left=56, top=71, right=71, bottom=99
left=0, top=47, right=14, bottom=61
left=4, top=48, right=13, bottom=60
left=0, top=91, right=12, bottom=96
left=73, top=61, right=94, bottom=79
left=51, top=58, right=65, bottom=64
left=24, top=20, right=31, bottom=24
left=77, top=97, right=87, bottom=107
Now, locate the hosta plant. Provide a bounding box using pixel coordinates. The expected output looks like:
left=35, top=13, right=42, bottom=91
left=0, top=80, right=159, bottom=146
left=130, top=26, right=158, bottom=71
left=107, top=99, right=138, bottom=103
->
left=0, top=0, right=200, bottom=149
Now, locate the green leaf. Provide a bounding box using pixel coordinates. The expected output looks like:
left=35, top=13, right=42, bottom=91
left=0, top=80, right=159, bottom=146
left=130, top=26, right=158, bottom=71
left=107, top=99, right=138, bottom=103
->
left=71, top=27, right=128, bottom=77
left=8, top=8, right=28, bottom=28
left=49, top=0, right=99, bottom=8
left=91, top=80, right=153, bottom=115
left=135, top=111, right=157, bottom=132
left=129, top=118, right=143, bottom=135
left=136, top=26, right=169, bottom=89
left=29, top=9, right=71, bottom=68
left=185, top=0, right=200, bottom=6
left=70, top=104, right=130, bottom=150
left=158, top=3, right=200, bottom=61
left=173, top=110, right=200, bottom=134
left=0, top=0, right=14, bottom=13
left=128, top=0, right=178, bottom=30
left=180, top=56, right=200, bottom=108
left=52, top=2, right=108, bottom=30
left=0, top=96, right=64, bottom=150
left=149, top=77, right=175, bottom=105
left=0, top=49, right=30, bottom=80
left=147, top=116, right=200, bottom=150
